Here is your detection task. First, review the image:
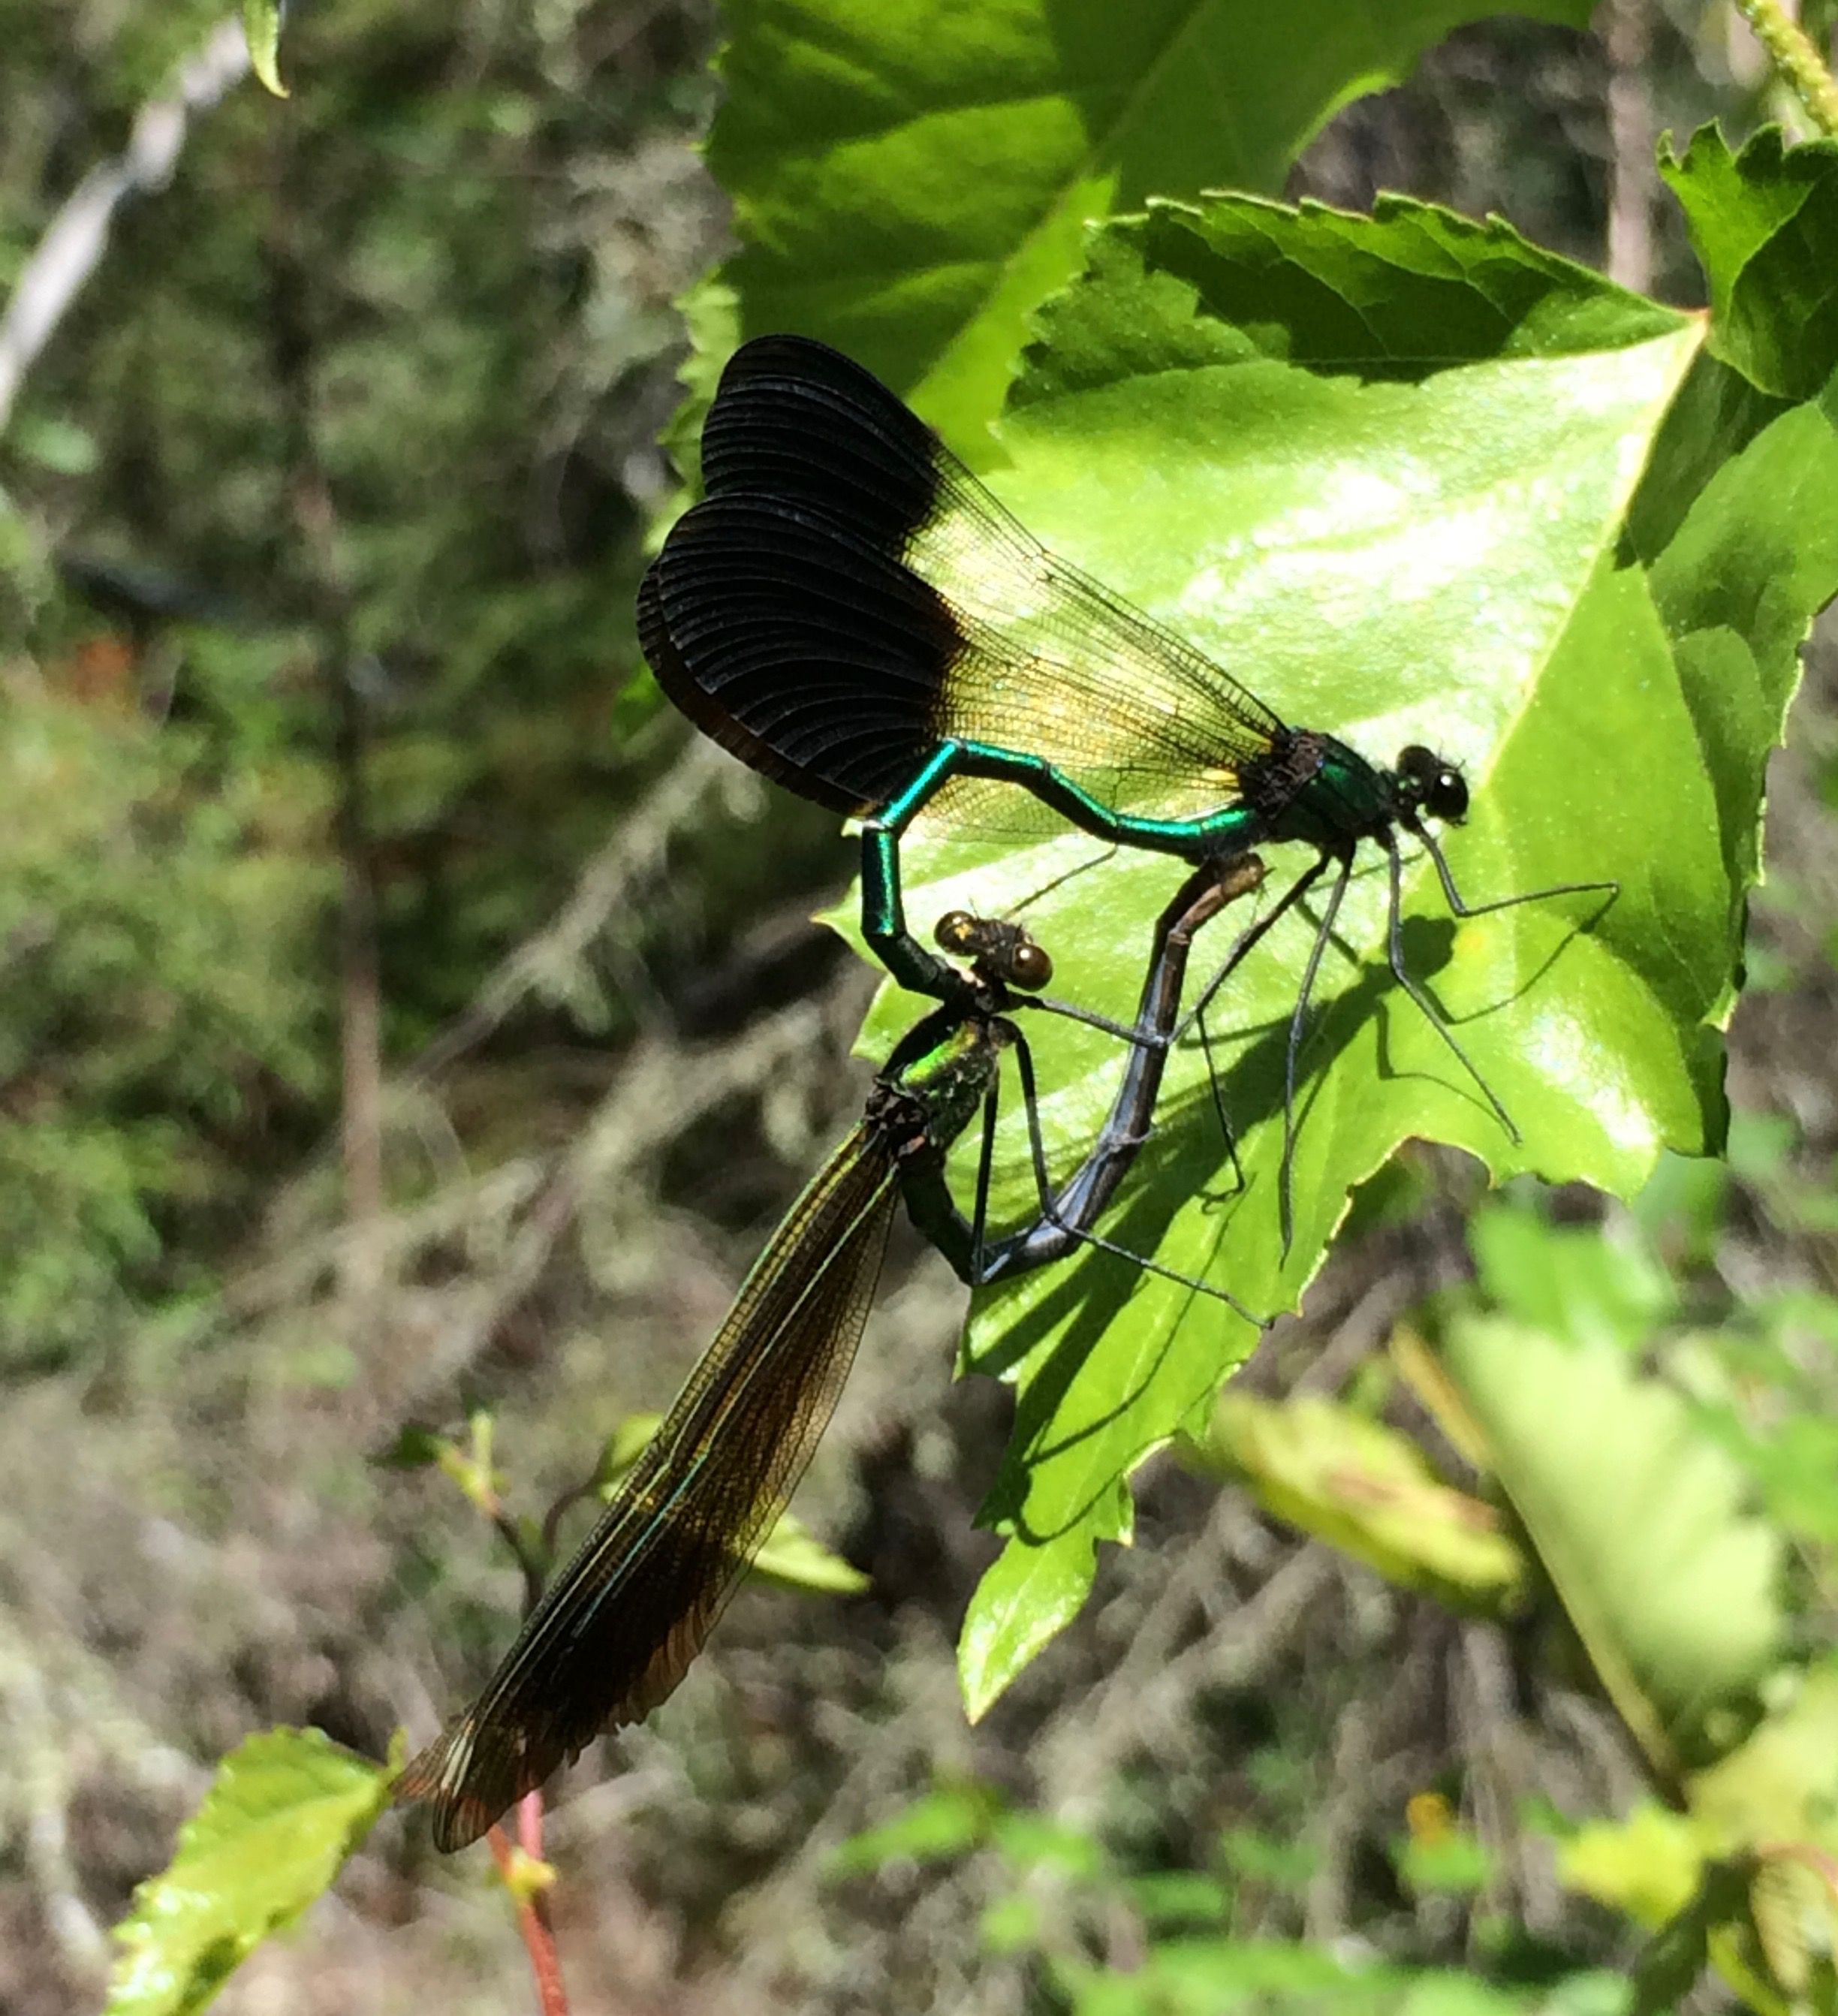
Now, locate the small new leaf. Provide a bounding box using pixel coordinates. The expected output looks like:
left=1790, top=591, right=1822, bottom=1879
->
left=749, top=1508, right=871, bottom=1596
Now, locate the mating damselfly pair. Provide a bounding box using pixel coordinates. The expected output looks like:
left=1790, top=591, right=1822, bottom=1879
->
left=399, top=335, right=1614, bottom=1848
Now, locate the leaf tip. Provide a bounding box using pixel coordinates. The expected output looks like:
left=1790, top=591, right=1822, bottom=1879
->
left=243, top=2, right=289, bottom=98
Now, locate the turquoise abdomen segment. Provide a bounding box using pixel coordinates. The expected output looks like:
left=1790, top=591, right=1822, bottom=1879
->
left=860, top=739, right=1262, bottom=997
left=877, top=740, right=1258, bottom=851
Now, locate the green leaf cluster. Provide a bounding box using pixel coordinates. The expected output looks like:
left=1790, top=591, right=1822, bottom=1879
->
left=695, top=0, right=1595, bottom=447
left=1186, top=1175, right=1838, bottom=2011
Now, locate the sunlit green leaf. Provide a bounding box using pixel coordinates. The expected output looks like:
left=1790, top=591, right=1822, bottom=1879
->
left=834, top=193, right=1708, bottom=1715
left=833, top=143, right=1838, bottom=1716
left=702, top=0, right=1597, bottom=452
left=1659, top=126, right=1838, bottom=400
left=749, top=1507, right=871, bottom=1595
left=106, top=1728, right=390, bottom=2016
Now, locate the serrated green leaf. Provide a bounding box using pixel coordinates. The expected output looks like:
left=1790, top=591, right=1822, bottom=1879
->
left=107, top=1727, right=390, bottom=2016
left=1630, top=135, right=1838, bottom=978
left=242, top=2, right=287, bottom=98
left=863, top=147, right=1838, bottom=1713
left=840, top=194, right=1711, bottom=1715
left=958, top=1494, right=1119, bottom=1721
left=1186, top=1389, right=1526, bottom=1613
left=1437, top=1318, right=1785, bottom=1776
left=1660, top=125, right=1838, bottom=400
left=701, top=0, right=1595, bottom=453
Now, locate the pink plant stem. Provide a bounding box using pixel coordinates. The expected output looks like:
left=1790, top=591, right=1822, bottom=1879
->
left=487, top=1791, right=568, bottom=2016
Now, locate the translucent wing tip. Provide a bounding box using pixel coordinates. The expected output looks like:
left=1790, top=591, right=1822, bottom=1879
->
left=395, top=1716, right=529, bottom=1855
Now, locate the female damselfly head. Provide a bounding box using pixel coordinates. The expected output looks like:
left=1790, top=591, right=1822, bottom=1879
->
left=933, top=910, right=1054, bottom=991
left=1393, top=744, right=1469, bottom=825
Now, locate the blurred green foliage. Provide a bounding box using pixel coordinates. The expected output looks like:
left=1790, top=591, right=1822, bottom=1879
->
left=0, top=685, right=328, bottom=1363
left=832, top=1774, right=1628, bottom=2012
left=0, top=0, right=741, bottom=1367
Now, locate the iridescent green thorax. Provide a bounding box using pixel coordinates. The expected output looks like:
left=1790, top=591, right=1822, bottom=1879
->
left=875, top=1017, right=1010, bottom=1158
left=1236, top=730, right=1401, bottom=853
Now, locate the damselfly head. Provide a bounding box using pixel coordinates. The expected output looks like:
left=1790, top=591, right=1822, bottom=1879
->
left=1394, top=744, right=1469, bottom=825
left=933, top=911, right=1053, bottom=991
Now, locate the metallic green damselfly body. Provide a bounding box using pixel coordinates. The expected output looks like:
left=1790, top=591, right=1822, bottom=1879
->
left=640, top=336, right=1616, bottom=1234
left=399, top=859, right=1266, bottom=1850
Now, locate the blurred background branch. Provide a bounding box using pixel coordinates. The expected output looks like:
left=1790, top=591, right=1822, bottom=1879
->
left=0, top=17, right=249, bottom=434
